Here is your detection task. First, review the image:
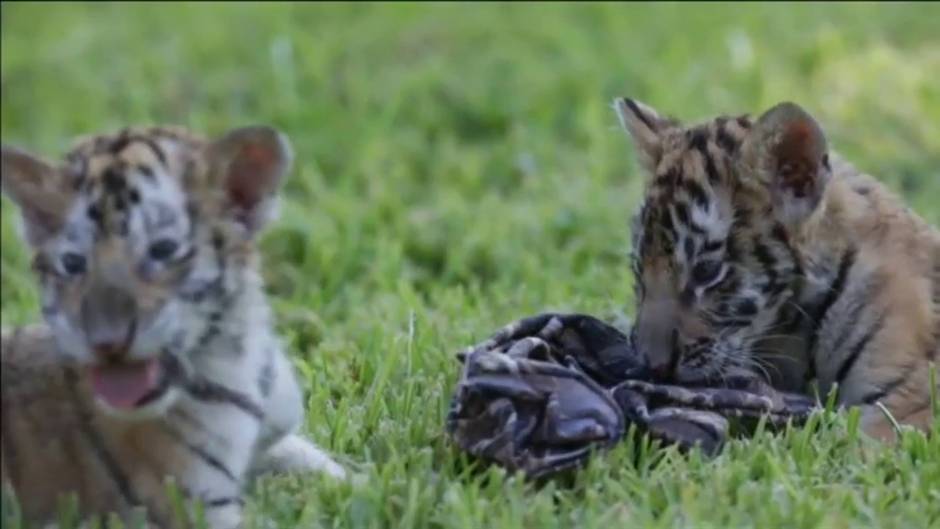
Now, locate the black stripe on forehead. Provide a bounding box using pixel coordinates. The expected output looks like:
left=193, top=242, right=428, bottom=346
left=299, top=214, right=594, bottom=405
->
left=68, top=155, right=90, bottom=191
left=137, top=136, right=167, bottom=166
left=109, top=130, right=132, bottom=154
left=103, top=166, right=127, bottom=193
left=684, top=179, right=710, bottom=209
left=655, top=166, right=682, bottom=189
left=701, top=143, right=721, bottom=184
left=85, top=161, right=140, bottom=236
left=106, top=132, right=168, bottom=169
left=687, top=128, right=708, bottom=151
left=715, top=119, right=740, bottom=154
left=685, top=126, right=724, bottom=185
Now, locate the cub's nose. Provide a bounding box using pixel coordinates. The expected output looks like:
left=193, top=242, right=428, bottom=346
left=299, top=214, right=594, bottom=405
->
left=81, top=282, right=138, bottom=362
left=635, top=326, right=680, bottom=381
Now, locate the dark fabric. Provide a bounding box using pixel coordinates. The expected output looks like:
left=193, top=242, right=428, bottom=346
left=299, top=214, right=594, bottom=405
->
left=447, top=313, right=818, bottom=479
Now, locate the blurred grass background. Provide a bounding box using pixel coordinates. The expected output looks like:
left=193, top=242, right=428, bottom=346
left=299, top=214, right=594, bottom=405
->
left=2, top=2, right=939, bottom=528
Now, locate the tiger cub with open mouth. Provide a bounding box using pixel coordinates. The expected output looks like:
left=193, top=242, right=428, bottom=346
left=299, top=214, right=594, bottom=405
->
left=1, top=125, right=344, bottom=528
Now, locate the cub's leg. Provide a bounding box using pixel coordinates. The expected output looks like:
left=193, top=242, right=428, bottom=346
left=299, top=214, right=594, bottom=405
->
left=254, top=434, right=345, bottom=479
left=251, top=349, right=345, bottom=480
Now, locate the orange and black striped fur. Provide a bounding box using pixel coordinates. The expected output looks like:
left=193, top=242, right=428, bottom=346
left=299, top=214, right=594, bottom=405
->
left=615, top=98, right=938, bottom=441
left=1, top=127, right=345, bottom=528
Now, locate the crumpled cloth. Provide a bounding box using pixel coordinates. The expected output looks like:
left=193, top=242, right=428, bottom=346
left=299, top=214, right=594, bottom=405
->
left=446, top=313, right=818, bottom=478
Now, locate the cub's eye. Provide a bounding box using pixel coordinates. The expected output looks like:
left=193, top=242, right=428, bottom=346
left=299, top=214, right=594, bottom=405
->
left=692, top=260, right=723, bottom=286
left=148, top=239, right=179, bottom=261
left=61, top=252, right=87, bottom=276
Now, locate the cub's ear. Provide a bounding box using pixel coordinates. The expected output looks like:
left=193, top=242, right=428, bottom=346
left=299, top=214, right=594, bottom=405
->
left=742, top=102, right=831, bottom=228
left=206, top=126, right=293, bottom=234
left=614, top=97, right=676, bottom=174
left=1, top=145, right=72, bottom=246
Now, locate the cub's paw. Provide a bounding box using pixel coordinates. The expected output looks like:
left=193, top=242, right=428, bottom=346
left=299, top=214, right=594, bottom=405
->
left=255, top=434, right=346, bottom=480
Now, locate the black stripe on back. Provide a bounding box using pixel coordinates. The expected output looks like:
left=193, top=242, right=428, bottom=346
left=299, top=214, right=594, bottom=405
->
left=835, top=313, right=886, bottom=384
left=824, top=270, right=885, bottom=378
left=861, top=364, right=916, bottom=404
left=807, top=248, right=857, bottom=355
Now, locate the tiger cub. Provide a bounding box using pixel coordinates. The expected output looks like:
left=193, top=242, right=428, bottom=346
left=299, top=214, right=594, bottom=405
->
left=614, top=98, right=938, bottom=441
left=1, top=126, right=345, bottom=528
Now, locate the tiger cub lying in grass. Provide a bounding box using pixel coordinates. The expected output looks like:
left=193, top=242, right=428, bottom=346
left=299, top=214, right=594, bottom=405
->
left=1, top=126, right=344, bottom=528
left=614, top=98, right=938, bottom=441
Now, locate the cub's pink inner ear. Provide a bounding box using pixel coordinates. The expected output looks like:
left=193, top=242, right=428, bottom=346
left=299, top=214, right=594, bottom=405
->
left=227, top=141, right=281, bottom=210
left=208, top=126, right=293, bottom=231
left=749, top=102, right=830, bottom=227
left=753, top=102, right=828, bottom=183
left=772, top=117, right=827, bottom=199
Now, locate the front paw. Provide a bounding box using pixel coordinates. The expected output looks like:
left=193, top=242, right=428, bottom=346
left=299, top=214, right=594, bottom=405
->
left=203, top=503, right=243, bottom=529
left=253, top=434, right=346, bottom=480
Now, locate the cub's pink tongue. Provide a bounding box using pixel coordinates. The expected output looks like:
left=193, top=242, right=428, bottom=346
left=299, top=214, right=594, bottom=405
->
left=88, top=359, right=161, bottom=410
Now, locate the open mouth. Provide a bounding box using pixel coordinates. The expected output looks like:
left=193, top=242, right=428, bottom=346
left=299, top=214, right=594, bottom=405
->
left=87, top=353, right=176, bottom=410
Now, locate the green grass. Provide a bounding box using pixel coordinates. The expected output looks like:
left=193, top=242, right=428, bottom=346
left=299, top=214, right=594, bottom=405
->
left=2, top=2, right=939, bottom=528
